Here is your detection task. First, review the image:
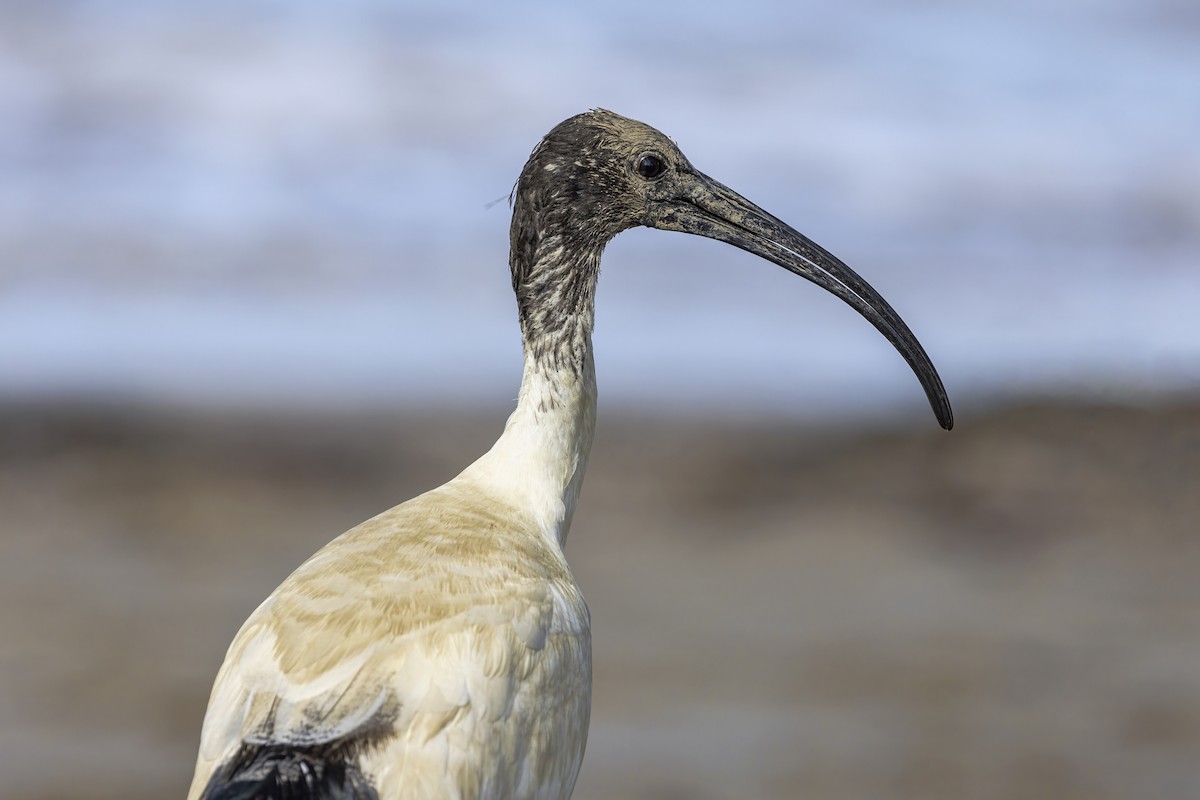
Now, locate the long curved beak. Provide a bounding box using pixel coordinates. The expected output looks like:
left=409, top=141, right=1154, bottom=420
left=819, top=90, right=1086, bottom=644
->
left=645, top=171, right=953, bottom=430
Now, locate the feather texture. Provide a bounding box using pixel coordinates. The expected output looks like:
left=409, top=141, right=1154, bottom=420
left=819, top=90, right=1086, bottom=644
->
left=199, top=743, right=380, bottom=800
left=189, top=353, right=597, bottom=800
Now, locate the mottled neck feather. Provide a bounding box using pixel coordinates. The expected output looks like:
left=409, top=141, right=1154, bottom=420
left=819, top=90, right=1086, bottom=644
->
left=509, top=186, right=604, bottom=362
left=457, top=200, right=602, bottom=550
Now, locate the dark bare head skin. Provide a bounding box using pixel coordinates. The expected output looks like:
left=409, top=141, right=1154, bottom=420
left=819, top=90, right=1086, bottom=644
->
left=510, top=109, right=953, bottom=430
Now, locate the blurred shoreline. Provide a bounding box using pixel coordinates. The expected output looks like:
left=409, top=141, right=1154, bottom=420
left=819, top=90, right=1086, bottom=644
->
left=3, top=395, right=1198, bottom=800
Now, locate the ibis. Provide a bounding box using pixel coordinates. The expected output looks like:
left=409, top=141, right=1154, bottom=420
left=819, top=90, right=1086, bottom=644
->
left=188, top=109, right=952, bottom=800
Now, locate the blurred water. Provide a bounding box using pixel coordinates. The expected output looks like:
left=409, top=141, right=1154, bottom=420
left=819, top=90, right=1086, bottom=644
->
left=1, top=0, right=1198, bottom=417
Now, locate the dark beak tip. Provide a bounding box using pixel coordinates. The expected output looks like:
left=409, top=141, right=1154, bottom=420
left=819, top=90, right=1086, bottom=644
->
left=936, top=401, right=955, bottom=431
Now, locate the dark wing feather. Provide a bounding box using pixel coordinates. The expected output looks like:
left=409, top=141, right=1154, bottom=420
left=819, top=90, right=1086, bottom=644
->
left=199, top=744, right=379, bottom=800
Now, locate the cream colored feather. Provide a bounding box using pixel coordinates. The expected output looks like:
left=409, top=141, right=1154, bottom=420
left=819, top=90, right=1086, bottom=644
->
left=188, top=355, right=597, bottom=800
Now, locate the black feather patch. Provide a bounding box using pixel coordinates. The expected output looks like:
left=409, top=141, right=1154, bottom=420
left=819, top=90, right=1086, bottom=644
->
left=200, top=743, right=379, bottom=800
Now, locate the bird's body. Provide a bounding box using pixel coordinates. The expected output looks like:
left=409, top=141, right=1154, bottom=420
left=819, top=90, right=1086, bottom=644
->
left=190, top=110, right=952, bottom=800
left=190, top=351, right=598, bottom=800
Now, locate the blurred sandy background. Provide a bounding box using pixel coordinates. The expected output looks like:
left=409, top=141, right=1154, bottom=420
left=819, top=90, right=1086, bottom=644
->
left=2, top=1, right=1198, bottom=799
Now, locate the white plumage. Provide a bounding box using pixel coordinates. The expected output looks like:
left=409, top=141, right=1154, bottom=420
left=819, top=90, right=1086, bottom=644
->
left=189, top=352, right=597, bottom=799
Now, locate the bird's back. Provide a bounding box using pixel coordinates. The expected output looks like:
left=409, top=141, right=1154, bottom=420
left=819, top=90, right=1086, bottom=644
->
left=189, top=477, right=592, bottom=800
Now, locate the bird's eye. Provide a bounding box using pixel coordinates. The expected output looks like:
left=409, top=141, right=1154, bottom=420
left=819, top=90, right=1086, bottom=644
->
left=635, top=154, right=666, bottom=179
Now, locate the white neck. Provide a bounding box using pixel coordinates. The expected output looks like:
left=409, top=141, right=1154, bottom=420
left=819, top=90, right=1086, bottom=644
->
left=459, top=342, right=597, bottom=551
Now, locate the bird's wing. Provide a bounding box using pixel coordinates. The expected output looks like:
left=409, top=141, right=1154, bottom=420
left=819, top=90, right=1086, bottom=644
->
left=189, top=486, right=587, bottom=799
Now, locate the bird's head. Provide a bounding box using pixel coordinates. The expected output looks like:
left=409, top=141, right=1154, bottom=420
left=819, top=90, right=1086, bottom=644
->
left=511, top=109, right=953, bottom=430
left=513, top=109, right=693, bottom=245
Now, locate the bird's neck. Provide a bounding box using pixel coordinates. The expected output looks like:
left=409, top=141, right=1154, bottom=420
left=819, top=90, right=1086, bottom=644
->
left=461, top=248, right=601, bottom=551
